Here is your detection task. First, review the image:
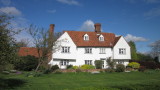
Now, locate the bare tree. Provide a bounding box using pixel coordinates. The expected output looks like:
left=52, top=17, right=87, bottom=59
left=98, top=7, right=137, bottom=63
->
left=28, top=24, right=59, bottom=72
left=16, top=39, right=29, bottom=47
left=149, top=40, right=160, bottom=58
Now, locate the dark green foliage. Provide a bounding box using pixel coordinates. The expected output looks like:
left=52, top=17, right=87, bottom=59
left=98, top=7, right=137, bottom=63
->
left=138, top=66, right=146, bottom=72
left=94, top=60, right=103, bottom=69
left=107, top=57, right=116, bottom=69
left=128, top=41, right=138, bottom=60
left=14, top=55, right=38, bottom=71
left=116, top=64, right=125, bottom=72
left=43, top=69, right=51, bottom=74
left=137, top=53, right=154, bottom=61
left=67, top=65, right=73, bottom=69
left=51, top=65, right=59, bottom=71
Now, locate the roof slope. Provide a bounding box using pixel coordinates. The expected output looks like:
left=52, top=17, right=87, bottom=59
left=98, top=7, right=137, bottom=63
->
left=65, top=31, right=117, bottom=47
left=18, top=47, right=42, bottom=57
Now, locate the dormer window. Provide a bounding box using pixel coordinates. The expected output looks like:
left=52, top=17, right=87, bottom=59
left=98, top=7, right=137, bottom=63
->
left=99, top=35, right=104, bottom=41
left=84, top=34, right=89, bottom=41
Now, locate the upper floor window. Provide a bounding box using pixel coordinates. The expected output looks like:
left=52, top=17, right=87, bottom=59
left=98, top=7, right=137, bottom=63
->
left=119, top=48, right=126, bottom=55
left=85, top=48, right=92, bottom=54
left=85, top=60, right=92, bottom=65
left=99, top=35, right=104, bottom=41
left=100, top=48, right=106, bottom=54
left=62, top=46, right=70, bottom=53
left=84, top=34, right=89, bottom=41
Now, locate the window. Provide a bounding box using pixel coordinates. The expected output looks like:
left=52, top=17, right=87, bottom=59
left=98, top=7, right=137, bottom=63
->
left=85, top=60, right=92, bottom=65
left=85, top=48, right=92, bottom=53
left=119, top=48, right=126, bottom=55
left=99, top=35, right=104, bottom=41
left=60, top=60, right=69, bottom=65
left=84, top=34, right=89, bottom=41
left=118, top=60, right=124, bottom=64
left=99, top=48, right=106, bottom=54
left=62, top=47, right=70, bottom=53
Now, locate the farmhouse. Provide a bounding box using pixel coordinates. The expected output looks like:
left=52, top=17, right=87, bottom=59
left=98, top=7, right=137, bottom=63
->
left=49, top=23, right=131, bottom=69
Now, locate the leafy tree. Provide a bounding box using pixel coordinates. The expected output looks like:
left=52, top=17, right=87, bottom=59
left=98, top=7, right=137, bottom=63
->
left=106, top=57, right=116, bottom=69
left=128, top=41, right=138, bottom=60
left=137, top=53, right=154, bottom=61
left=0, top=14, right=19, bottom=71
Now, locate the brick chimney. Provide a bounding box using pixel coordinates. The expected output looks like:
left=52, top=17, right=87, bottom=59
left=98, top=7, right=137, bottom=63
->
left=49, top=24, right=55, bottom=33
left=94, top=23, right=101, bottom=33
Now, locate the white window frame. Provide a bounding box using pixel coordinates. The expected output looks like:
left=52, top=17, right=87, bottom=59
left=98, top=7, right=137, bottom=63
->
left=99, top=48, right=106, bottom=54
left=119, top=48, right=126, bottom=55
left=62, top=46, right=70, bottom=53
left=99, top=35, right=104, bottom=41
left=60, top=60, right=69, bottom=65
left=85, top=60, right=92, bottom=65
left=84, top=34, right=89, bottom=41
left=85, top=48, right=92, bottom=54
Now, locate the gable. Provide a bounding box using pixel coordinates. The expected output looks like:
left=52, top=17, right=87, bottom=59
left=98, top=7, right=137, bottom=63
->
left=114, top=36, right=130, bottom=48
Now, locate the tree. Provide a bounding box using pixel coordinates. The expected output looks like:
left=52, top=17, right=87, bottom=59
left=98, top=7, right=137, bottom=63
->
left=16, top=39, right=29, bottom=47
left=149, top=40, right=160, bottom=58
left=106, top=57, right=116, bottom=69
left=0, top=14, right=19, bottom=71
left=28, top=24, right=59, bottom=72
left=128, top=41, right=138, bottom=60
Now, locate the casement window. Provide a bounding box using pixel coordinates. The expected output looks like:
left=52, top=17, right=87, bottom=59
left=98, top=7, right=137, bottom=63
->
left=99, top=35, right=104, bottom=41
left=62, top=47, right=70, bottom=53
left=119, top=48, right=126, bottom=55
left=85, top=48, right=92, bottom=54
left=84, top=34, right=89, bottom=41
left=60, top=60, right=69, bottom=65
left=99, top=48, right=106, bottom=54
left=118, top=60, right=124, bottom=64
left=85, top=60, right=92, bottom=65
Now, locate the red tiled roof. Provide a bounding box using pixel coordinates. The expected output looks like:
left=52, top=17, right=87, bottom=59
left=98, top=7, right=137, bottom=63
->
left=113, top=36, right=121, bottom=46
left=18, top=47, right=42, bottom=57
left=65, top=31, right=119, bottom=47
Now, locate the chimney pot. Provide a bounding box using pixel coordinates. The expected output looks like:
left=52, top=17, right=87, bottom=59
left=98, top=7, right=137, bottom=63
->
left=94, top=23, right=101, bottom=33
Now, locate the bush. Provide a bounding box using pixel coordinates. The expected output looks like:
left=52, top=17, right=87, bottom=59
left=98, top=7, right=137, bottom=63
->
left=105, top=68, right=115, bottom=73
left=14, top=55, right=38, bottom=71
left=43, top=69, right=51, bottom=74
left=51, top=65, right=59, bottom=72
left=116, top=64, right=125, bottom=72
left=138, top=66, right=146, bottom=72
left=94, top=60, right=103, bottom=69
left=80, top=65, right=95, bottom=69
left=72, top=66, right=79, bottom=69
left=67, top=65, right=73, bottom=69
left=128, top=62, right=140, bottom=69
left=4, top=64, right=14, bottom=71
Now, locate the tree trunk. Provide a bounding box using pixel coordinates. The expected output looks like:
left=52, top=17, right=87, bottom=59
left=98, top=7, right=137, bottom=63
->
left=35, top=62, right=41, bottom=72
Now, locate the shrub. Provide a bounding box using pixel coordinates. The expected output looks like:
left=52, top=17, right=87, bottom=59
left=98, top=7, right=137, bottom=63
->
left=80, top=65, right=95, bottom=69
left=107, top=57, right=116, bottom=69
left=94, top=60, right=103, bottom=69
left=138, top=66, right=146, bottom=72
left=75, top=69, right=82, bottom=73
left=116, top=64, right=125, bottom=72
left=51, top=65, right=59, bottom=72
left=105, top=68, right=115, bottom=73
left=14, top=55, right=38, bottom=71
left=128, top=62, right=140, bottom=69
left=67, top=65, right=73, bottom=69
left=72, top=66, right=79, bottom=69
left=4, top=64, right=14, bottom=71
left=43, top=69, right=51, bottom=74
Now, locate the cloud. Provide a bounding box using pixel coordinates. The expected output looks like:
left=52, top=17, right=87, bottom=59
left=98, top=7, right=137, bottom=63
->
left=80, top=20, right=95, bottom=31
left=0, top=7, right=21, bottom=16
left=0, top=0, right=11, bottom=6
left=144, top=7, right=160, bottom=19
left=124, top=34, right=148, bottom=42
left=47, top=9, right=56, bottom=14
left=57, top=0, right=80, bottom=5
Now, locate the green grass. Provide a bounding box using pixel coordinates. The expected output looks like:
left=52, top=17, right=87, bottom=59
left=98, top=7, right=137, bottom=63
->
left=1, top=70, right=160, bottom=90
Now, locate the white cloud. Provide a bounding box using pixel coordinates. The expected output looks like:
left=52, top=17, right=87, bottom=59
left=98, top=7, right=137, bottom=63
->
left=47, top=9, right=56, bottom=14
left=0, top=7, right=21, bottom=16
left=0, top=0, right=11, bottom=6
left=80, top=20, right=95, bottom=31
left=124, top=34, right=148, bottom=42
left=57, top=0, right=80, bottom=5
left=144, top=7, right=160, bottom=19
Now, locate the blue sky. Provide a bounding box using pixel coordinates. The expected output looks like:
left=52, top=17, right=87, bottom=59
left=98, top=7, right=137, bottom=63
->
left=0, top=0, right=160, bottom=53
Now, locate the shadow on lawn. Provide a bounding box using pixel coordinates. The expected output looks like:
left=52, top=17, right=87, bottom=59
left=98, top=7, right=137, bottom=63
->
left=0, top=78, right=26, bottom=89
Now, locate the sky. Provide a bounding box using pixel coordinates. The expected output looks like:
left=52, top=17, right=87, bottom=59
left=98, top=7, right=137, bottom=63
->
left=0, top=0, right=160, bottom=53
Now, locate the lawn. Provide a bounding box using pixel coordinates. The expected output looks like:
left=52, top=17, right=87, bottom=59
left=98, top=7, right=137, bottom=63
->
left=1, top=70, right=160, bottom=90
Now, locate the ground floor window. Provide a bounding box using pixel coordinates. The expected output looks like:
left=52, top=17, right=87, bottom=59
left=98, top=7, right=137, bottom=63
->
left=85, top=60, right=92, bottom=65
left=117, top=60, right=124, bottom=64
left=60, top=60, right=69, bottom=65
